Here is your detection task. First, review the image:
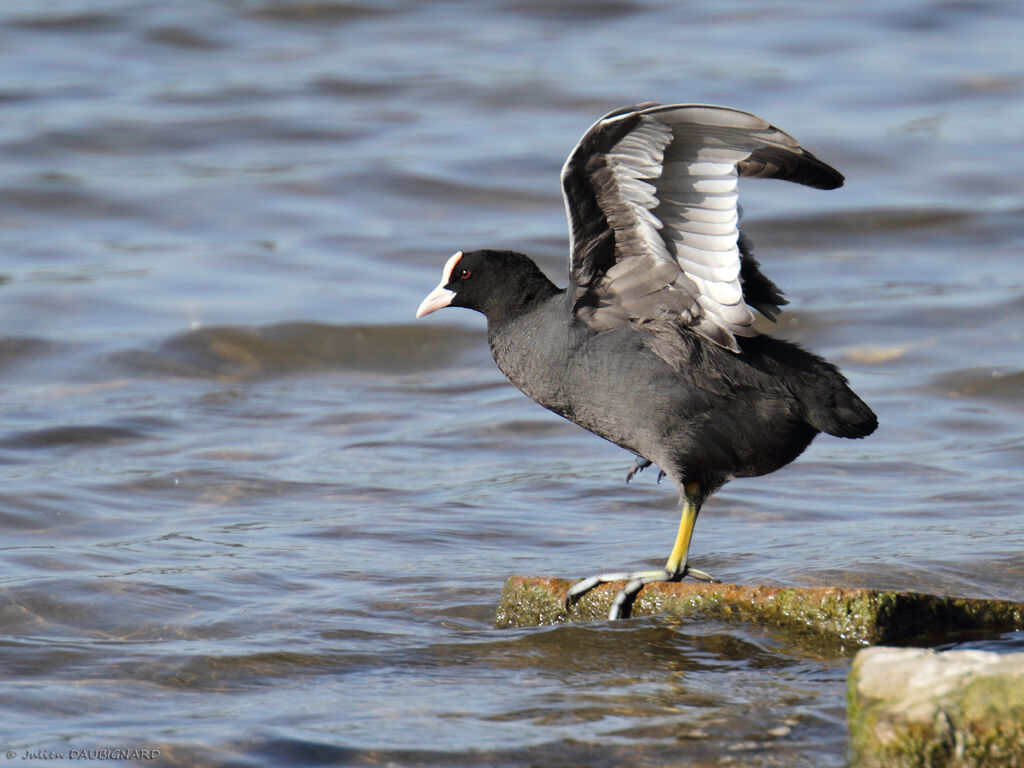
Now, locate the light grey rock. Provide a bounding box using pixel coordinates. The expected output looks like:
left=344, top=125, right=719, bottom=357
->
left=848, top=646, right=1024, bottom=768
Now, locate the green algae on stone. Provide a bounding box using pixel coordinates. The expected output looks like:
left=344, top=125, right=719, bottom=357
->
left=493, top=577, right=570, bottom=628
left=494, top=576, right=1024, bottom=647
left=848, top=646, right=1024, bottom=768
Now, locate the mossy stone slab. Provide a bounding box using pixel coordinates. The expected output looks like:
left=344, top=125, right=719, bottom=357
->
left=494, top=576, right=1024, bottom=647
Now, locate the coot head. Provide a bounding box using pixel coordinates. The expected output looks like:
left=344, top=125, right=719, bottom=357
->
left=416, top=249, right=556, bottom=322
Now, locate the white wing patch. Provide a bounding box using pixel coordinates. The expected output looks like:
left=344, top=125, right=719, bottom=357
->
left=564, top=103, right=842, bottom=351
left=605, top=117, right=674, bottom=265
left=603, top=122, right=755, bottom=345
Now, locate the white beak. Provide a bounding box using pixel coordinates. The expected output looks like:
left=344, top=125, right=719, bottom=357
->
left=415, top=251, right=464, bottom=318
left=415, top=285, right=456, bottom=318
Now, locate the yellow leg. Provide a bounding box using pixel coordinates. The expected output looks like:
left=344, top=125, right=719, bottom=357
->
left=664, top=482, right=701, bottom=577
left=565, top=481, right=716, bottom=619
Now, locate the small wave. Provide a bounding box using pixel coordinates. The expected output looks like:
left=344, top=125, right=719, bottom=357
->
left=113, top=322, right=483, bottom=381
left=0, top=419, right=171, bottom=451
left=6, top=10, right=120, bottom=32
left=931, top=367, right=1024, bottom=405
left=248, top=1, right=397, bottom=25
left=0, top=336, right=63, bottom=374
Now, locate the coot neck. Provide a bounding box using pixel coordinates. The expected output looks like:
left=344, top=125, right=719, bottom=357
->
left=482, top=280, right=562, bottom=335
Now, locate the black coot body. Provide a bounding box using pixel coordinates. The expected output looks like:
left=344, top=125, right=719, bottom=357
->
left=417, top=104, right=876, bottom=619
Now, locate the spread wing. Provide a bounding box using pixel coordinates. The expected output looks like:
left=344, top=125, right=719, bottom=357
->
left=561, top=103, right=843, bottom=351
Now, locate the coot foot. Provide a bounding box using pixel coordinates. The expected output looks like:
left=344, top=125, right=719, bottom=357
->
left=625, top=456, right=665, bottom=484
left=565, top=564, right=720, bottom=620
left=566, top=484, right=715, bottom=619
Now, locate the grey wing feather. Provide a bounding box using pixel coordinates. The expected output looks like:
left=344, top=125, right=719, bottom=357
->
left=561, top=103, right=842, bottom=352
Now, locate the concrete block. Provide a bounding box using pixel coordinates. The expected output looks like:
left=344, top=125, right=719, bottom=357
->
left=848, top=646, right=1024, bottom=768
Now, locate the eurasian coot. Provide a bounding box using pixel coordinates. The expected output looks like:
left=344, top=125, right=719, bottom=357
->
left=416, top=103, right=877, bottom=620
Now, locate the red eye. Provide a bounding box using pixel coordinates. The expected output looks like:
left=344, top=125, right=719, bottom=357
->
left=459, top=269, right=472, bottom=280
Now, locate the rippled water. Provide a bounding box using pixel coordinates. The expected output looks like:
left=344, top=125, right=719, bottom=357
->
left=2, top=1, right=1022, bottom=765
